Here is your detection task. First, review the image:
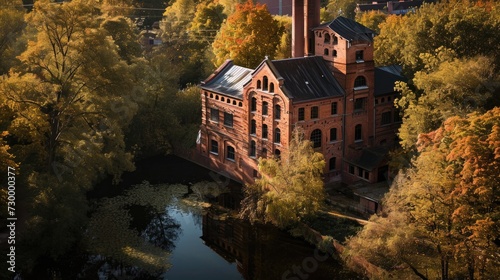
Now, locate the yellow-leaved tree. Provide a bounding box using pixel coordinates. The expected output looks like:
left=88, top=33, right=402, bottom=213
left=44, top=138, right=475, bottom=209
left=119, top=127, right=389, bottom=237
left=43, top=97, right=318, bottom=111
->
left=240, top=127, right=326, bottom=229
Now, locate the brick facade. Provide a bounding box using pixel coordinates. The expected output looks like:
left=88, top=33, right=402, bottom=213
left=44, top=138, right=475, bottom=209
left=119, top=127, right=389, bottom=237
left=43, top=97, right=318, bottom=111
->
left=196, top=13, right=403, bottom=186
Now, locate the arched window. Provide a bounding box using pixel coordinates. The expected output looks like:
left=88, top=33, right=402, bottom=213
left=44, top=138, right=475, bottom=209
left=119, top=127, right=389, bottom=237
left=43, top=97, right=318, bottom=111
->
left=251, top=97, right=257, bottom=112
left=274, top=104, right=281, bottom=120
left=263, top=76, right=269, bottom=91
left=355, top=124, right=362, bottom=141
left=274, top=149, right=281, bottom=157
left=310, top=129, right=322, bottom=148
left=250, top=140, right=256, bottom=157
left=354, top=76, right=367, bottom=88
left=262, top=124, right=268, bottom=139
left=324, top=33, right=330, bottom=43
left=250, top=119, right=256, bottom=135
left=333, top=36, right=338, bottom=45
left=269, top=83, right=275, bottom=93
left=262, top=101, right=268, bottom=115
left=332, top=50, right=337, bottom=57
left=274, top=128, right=281, bottom=144
left=324, top=48, right=329, bottom=55
left=257, top=80, right=261, bottom=89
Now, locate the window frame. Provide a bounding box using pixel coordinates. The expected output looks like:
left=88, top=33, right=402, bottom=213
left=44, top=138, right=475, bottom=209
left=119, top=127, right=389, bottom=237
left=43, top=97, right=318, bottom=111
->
left=224, top=112, right=233, bottom=127
left=210, top=140, right=218, bottom=154
left=310, top=129, right=322, bottom=148
left=210, top=108, right=219, bottom=122
left=298, top=107, right=305, bottom=121
left=311, top=106, right=319, bottom=119
left=226, top=145, right=235, bottom=161
left=381, top=111, right=392, bottom=126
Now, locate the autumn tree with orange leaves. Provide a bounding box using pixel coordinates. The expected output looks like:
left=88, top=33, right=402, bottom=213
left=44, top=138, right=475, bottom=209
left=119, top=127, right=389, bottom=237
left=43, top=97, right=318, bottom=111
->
left=344, top=108, right=500, bottom=280
left=212, top=0, right=284, bottom=68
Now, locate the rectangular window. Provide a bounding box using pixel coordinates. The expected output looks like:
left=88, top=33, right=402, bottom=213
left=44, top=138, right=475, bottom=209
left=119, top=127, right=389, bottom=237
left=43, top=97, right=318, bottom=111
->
left=329, top=157, right=336, bottom=171
left=224, top=112, right=233, bottom=127
left=381, top=111, right=392, bottom=125
left=355, top=50, right=364, bottom=62
left=358, top=167, right=363, bottom=177
left=330, top=128, right=337, bottom=142
left=354, top=98, right=366, bottom=111
left=298, top=107, right=305, bottom=121
left=210, top=108, right=219, bottom=122
left=210, top=140, right=218, bottom=154
left=227, top=145, right=235, bottom=160
left=331, top=102, right=338, bottom=115
left=355, top=124, right=362, bottom=141
left=262, top=124, right=268, bottom=139
left=311, top=106, right=319, bottom=119
left=349, top=165, right=355, bottom=174
left=262, top=101, right=268, bottom=115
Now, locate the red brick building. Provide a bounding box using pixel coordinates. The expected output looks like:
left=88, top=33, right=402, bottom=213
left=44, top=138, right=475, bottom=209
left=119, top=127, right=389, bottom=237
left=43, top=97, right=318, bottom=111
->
left=196, top=0, right=403, bottom=186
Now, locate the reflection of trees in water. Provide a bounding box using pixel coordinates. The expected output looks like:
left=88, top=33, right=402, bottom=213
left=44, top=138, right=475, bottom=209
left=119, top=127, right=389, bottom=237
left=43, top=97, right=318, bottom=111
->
left=85, top=182, right=189, bottom=278
left=141, top=210, right=181, bottom=251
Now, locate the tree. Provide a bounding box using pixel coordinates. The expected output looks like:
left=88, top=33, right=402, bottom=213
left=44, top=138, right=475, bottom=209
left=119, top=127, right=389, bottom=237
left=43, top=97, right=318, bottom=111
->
left=0, top=0, right=26, bottom=74
left=240, top=127, right=326, bottom=229
left=395, top=48, right=499, bottom=149
left=355, top=10, right=387, bottom=34
left=321, top=0, right=356, bottom=22
left=274, top=15, right=292, bottom=59
left=344, top=108, right=500, bottom=280
left=212, top=0, right=284, bottom=68
left=375, top=0, right=500, bottom=76
left=0, top=0, right=140, bottom=270
left=188, top=0, right=227, bottom=44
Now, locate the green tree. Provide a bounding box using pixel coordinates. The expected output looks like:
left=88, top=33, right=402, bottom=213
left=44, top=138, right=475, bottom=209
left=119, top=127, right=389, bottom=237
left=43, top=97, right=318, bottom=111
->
left=0, top=0, right=140, bottom=270
left=274, top=15, right=292, bottom=59
left=240, top=127, right=326, bottom=229
left=395, top=49, right=499, bottom=149
left=321, top=0, right=356, bottom=22
left=189, top=0, right=226, bottom=44
left=345, top=108, right=500, bottom=279
left=375, top=0, right=500, bottom=75
left=212, top=0, right=284, bottom=68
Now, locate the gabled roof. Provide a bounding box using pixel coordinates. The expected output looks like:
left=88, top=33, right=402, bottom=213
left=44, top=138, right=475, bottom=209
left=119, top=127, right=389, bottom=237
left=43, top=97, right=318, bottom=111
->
left=315, top=16, right=376, bottom=42
left=266, top=56, right=345, bottom=102
left=374, top=65, right=406, bottom=96
left=200, top=60, right=252, bottom=99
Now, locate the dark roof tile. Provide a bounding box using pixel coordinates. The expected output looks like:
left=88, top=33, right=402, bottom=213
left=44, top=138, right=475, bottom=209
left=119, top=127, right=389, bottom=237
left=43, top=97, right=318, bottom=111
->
left=269, top=56, right=345, bottom=102
left=318, top=16, right=376, bottom=42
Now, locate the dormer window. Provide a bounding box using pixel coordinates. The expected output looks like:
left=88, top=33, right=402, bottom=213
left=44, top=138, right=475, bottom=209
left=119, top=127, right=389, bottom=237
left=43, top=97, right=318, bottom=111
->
left=355, top=50, right=364, bottom=62
left=263, top=76, right=268, bottom=91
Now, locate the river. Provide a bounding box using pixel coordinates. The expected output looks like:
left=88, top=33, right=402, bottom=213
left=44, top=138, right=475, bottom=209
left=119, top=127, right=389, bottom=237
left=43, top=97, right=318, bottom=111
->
left=33, top=155, right=361, bottom=279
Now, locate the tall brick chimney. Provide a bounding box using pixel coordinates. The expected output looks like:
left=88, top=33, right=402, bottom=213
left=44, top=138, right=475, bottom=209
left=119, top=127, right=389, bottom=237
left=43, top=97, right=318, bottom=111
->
left=292, top=0, right=320, bottom=57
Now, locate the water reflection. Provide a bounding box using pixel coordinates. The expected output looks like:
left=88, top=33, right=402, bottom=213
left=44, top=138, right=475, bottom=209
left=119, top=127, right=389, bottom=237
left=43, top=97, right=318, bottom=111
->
left=82, top=180, right=358, bottom=279
left=201, top=208, right=359, bottom=280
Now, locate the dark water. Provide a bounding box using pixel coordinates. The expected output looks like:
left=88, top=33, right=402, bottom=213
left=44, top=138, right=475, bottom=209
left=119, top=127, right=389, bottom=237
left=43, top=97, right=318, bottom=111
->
left=27, top=155, right=360, bottom=279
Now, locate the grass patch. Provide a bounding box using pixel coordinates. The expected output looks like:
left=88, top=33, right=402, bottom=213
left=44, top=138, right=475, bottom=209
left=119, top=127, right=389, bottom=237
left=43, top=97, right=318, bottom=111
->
left=305, top=212, right=362, bottom=242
